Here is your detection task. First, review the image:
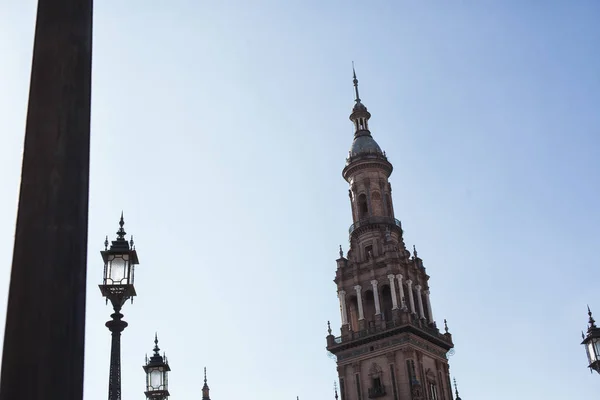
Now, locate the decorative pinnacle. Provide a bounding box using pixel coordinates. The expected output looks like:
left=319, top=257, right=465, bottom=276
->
left=413, top=245, right=418, bottom=258
left=204, top=366, right=207, bottom=384
left=153, top=332, right=160, bottom=355
left=334, top=382, right=339, bottom=400
left=130, top=235, right=135, bottom=250
left=444, top=319, right=449, bottom=334
left=116, top=212, right=126, bottom=240
left=453, top=378, right=460, bottom=397
left=589, top=305, right=597, bottom=328
left=339, top=245, right=343, bottom=258
left=327, top=320, right=332, bottom=335
left=104, top=235, right=109, bottom=250
left=352, top=61, right=360, bottom=103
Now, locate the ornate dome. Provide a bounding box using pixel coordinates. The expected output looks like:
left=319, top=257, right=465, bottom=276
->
left=349, top=134, right=382, bottom=157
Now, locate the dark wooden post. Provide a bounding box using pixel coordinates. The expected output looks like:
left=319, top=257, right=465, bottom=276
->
left=0, top=1, right=93, bottom=399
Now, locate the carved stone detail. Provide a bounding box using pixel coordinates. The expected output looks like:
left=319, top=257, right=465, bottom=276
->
left=386, top=351, right=396, bottom=364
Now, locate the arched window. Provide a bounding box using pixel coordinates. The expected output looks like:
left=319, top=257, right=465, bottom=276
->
left=348, top=296, right=359, bottom=331
left=358, top=194, right=368, bottom=219
left=385, top=194, right=393, bottom=217
left=371, top=191, right=383, bottom=216
left=363, top=290, right=376, bottom=326
left=380, top=285, right=393, bottom=323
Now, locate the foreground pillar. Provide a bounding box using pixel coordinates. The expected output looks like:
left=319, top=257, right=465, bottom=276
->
left=0, top=1, right=93, bottom=399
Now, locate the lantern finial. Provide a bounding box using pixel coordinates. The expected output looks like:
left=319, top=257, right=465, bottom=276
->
left=204, top=367, right=207, bottom=384
left=589, top=305, right=597, bottom=329
left=116, top=212, right=126, bottom=240
left=153, top=333, right=160, bottom=355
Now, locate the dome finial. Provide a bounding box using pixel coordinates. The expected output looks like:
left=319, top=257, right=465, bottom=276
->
left=352, top=61, right=360, bottom=103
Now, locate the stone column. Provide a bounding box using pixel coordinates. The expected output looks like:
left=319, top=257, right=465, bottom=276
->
left=397, top=274, right=405, bottom=310
left=371, top=280, right=381, bottom=315
left=406, top=279, right=416, bottom=314
left=338, top=290, right=348, bottom=325
left=424, top=290, right=434, bottom=323
left=415, top=285, right=425, bottom=319
left=354, top=285, right=364, bottom=320
left=387, top=274, right=398, bottom=310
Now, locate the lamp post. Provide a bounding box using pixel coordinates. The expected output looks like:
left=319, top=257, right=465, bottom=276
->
left=100, top=214, right=140, bottom=400
left=143, top=335, right=171, bottom=400
left=581, top=306, right=600, bottom=374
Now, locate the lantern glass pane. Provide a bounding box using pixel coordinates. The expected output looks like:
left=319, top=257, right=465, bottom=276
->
left=107, top=255, right=129, bottom=285
left=592, top=338, right=600, bottom=361
left=588, top=342, right=599, bottom=363
left=149, top=368, right=163, bottom=389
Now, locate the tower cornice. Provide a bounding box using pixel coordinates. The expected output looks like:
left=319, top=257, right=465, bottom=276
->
left=343, top=157, right=393, bottom=181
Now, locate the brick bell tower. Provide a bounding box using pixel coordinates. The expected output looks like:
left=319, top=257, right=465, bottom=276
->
left=326, top=69, right=455, bottom=400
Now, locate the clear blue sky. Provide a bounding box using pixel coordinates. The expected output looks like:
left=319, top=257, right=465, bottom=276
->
left=1, top=1, right=599, bottom=399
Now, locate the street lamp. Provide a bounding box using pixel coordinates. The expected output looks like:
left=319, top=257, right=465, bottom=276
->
left=100, top=213, right=140, bottom=400
left=581, top=306, right=600, bottom=374
left=143, top=335, right=171, bottom=400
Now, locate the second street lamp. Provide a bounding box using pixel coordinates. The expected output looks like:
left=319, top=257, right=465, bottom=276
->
left=100, top=214, right=140, bottom=400
left=582, top=306, right=600, bottom=374
left=143, top=334, right=171, bottom=400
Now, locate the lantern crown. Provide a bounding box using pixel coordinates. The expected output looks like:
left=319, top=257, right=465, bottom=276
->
left=588, top=305, right=597, bottom=329
left=108, top=212, right=134, bottom=252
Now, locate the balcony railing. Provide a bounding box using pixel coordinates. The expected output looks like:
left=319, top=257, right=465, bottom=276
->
left=368, top=386, right=386, bottom=398
left=348, top=216, right=402, bottom=235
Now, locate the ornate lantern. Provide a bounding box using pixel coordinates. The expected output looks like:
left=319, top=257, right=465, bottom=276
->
left=99, top=213, right=139, bottom=306
left=582, top=306, right=600, bottom=374
left=144, top=335, right=170, bottom=399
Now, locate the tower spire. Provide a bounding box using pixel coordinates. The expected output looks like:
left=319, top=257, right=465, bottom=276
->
left=348, top=63, right=372, bottom=136
left=202, top=367, right=210, bottom=400
left=453, top=378, right=462, bottom=400
left=352, top=61, right=360, bottom=103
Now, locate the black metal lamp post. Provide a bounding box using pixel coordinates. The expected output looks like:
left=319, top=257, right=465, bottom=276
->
left=100, top=214, right=140, bottom=400
left=582, top=306, right=600, bottom=374
left=143, top=335, right=171, bottom=400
